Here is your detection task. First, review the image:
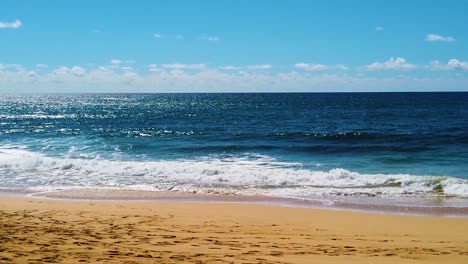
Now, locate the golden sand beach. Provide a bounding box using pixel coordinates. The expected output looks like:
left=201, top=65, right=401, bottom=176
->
left=0, top=196, right=467, bottom=263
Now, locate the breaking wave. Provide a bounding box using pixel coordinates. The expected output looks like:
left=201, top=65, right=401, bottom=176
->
left=0, top=147, right=467, bottom=198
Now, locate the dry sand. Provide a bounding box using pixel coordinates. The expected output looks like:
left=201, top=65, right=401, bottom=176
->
left=0, top=196, right=467, bottom=263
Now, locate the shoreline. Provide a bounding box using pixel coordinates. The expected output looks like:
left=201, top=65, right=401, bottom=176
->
left=1, top=187, right=467, bottom=218
left=1, top=196, right=467, bottom=263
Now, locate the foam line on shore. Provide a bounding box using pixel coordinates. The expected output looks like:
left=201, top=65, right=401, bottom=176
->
left=1, top=187, right=467, bottom=218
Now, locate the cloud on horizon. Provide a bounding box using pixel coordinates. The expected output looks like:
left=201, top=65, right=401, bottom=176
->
left=161, top=64, right=206, bottom=70
left=430, top=59, right=468, bottom=71
left=1, top=62, right=467, bottom=93
left=246, top=64, right=272, bottom=70
left=218, top=66, right=240, bottom=70
left=365, top=57, right=417, bottom=71
left=295, top=63, right=348, bottom=71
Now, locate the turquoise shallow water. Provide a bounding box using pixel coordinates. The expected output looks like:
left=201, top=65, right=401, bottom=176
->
left=0, top=93, right=467, bottom=199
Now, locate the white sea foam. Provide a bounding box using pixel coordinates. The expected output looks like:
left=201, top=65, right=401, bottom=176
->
left=0, top=147, right=467, bottom=198
left=0, top=114, right=73, bottom=119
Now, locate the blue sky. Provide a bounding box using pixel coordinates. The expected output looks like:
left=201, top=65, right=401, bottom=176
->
left=1, top=0, right=467, bottom=92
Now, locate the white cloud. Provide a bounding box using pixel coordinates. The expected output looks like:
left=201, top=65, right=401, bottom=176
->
left=148, top=68, right=162, bottom=73
left=27, top=71, right=38, bottom=78
left=430, top=59, right=468, bottom=71
left=162, top=64, right=206, bottom=70
left=447, top=59, right=468, bottom=70
left=49, top=66, right=86, bottom=78
left=335, top=65, right=348, bottom=70
left=426, top=34, right=456, bottom=42
left=295, top=63, right=327, bottom=71
left=121, top=66, right=133, bottom=71
left=97, top=66, right=111, bottom=72
left=365, top=57, right=416, bottom=71
left=375, top=26, right=384, bottom=31
left=219, top=66, right=240, bottom=70
left=0, top=19, right=22, bottom=29
left=429, top=61, right=443, bottom=71
left=1, top=64, right=25, bottom=72
left=111, top=59, right=122, bottom=65
left=0, top=64, right=5, bottom=71
left=219, top=65, right=272, bottom=70
left=1, top=63, right=467, bottom=93
left=70, top=66, right=86, bottom=76
left=246, top=64, right=272, bottom=70
left=201, top=35, right=220, bottom=42
left=295, top=63, right=348, bottom=71
left=147, top=64, right=163, bottom=72
left=50, top=67, right=69, bottom=76
left=154, top=33, right=162, bottom=39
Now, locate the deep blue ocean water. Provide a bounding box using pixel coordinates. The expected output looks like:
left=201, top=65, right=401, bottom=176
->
left=0, top=93, right=467, bottom=198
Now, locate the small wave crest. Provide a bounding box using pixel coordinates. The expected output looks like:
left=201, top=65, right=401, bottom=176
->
left=0, top=147, right=467, bottom=198
left=0, top=114, right=73, bottom=119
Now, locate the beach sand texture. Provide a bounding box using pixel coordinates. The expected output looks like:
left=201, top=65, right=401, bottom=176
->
left=0, top=197, right=467, bottom=263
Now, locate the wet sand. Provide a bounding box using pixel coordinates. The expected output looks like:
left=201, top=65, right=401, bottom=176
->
left=0, top=196, right=467, bottom=263
left=4, top=188, right=468, bottom=217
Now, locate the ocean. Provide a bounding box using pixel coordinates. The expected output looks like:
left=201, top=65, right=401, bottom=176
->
left=0, top=93, right=467, bottom=207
